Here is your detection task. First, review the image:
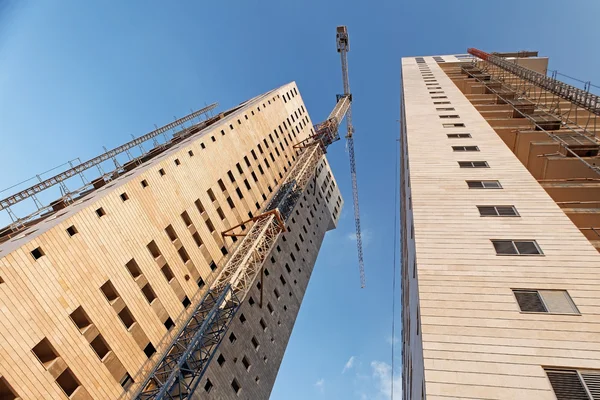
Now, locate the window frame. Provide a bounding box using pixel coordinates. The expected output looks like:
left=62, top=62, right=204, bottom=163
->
left=491, top=239, right=543, bottom=256
left=458, top=161, right=489, bottom=168
left=452, top=145, right=479, bottom=152
left=512, top=289, right=580, bottom=315
left=466, top=180, right=502, bottom=189
left=477, top=205, right=519, bottom=217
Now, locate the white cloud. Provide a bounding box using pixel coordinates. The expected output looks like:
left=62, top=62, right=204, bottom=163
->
left=315, top=378, right=325, bottom=393
left=370, top=361, right=402, bottom=399
left=342, top=355, right=356, bottom=373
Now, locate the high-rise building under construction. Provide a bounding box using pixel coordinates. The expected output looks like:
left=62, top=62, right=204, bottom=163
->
left=0, top=82, right=343, bottom=399
left=401, top=51, right=600, bottom=399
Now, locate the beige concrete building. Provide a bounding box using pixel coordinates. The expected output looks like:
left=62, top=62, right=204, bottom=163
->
left=401, top=52, right=600, bottom=399
left=0, top=82, right=342, bottom=399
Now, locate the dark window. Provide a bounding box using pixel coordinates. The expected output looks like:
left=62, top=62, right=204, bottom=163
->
left=159, top=168, right=166, bottom=176
left=217, top=354, right=226, bottom=366
left=144, top=342, right=156, bottom=358
left=174, top=159, right=181, bottom=166
left=31, top=247, right=45, bottom=260
left=447, top=133, right=471, bottom=138
left=491, top=240, right=542, bottom=255
left=239, top=313, right=247, bottom=324
left=242, top=356, right=251, bottom=371
left=120, top=192, right=129, bottom=202
left=141, top=179, right=149, bottom=188
left=251, top=336, right=259, bottom=350
left=164, top=317, right=175, bottom=330
left=477, top=206, right=519, bottom=217
left=229, top=332, right=237, bottom=343
left=204, top=379, right=213, bottom=393
left=182, top=296, right=191, bottom=308
left=56, top=368, right=80, bottom=397
left=466, top=180, right=502, bottom=189
left=231, top=378, right=241, bottom=394
left=458, top=161, right=488, bottom=168
left=513, top=290, right=579, bottom=314
left=545, top=369, right=600, bottom=400
left=96, top=207, right=106, bottom=217
left=452, top=146, right=479, bottom=152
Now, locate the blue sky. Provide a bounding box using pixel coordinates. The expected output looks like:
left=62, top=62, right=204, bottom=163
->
left=1, top=1, right=599, bottom=399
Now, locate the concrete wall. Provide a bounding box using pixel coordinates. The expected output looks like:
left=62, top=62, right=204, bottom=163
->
left=401, top=56, right=600, bottom=399
left=0, top=83, right=342, bottom=399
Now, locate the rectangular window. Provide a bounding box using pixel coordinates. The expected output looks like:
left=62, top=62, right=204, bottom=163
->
left=32, top=338, right=58, bottom=368
left=231, top=378, right=241, bottom=395
left=477, top=205, right=519, bottom=217
left=447, top=133, right=471, bottom=138
left=444, top=123, right=466, bottom=128
left=513, top=290, right=579, bottom=314
left=56, top=368, right=81, bottom=397
left=458, top=161, right=488, bottom=168
left=31, top=247, right=45, bottom=260
left=432, top=96, right=447, bottom=99
left=545, top=368, right=599, bottom=399
left=207, top=189, right=216, bottom=202
left=466, top=180, right=502, bottom=189
left=90, top=334, right=110, bottom=360
left=452, top=146, right=479, bottom=152
left=0, top=376, right=18, bottom=399
left=69, top=306, right=92, bottom=332
left=436, top=108, right=454, bottom=111
left=439, top=114, right=459, bottom=119
left=434, top=101, right=451, bottom=105
left=251, top=336, right=260, bottom=350
left=226, top=197, right=235, bottom=209
left=204, top=379, right=213, bottom=393
left=491, top=240, right=542, bottom=255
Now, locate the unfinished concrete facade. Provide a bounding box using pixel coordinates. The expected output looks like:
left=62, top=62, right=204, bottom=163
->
left=401, top=53, right=600, bottom=399
left=0, top=83, right=342, bottom=399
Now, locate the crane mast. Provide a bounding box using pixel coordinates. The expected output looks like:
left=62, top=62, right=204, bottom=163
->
left=135, top=26, right=360, bottom=400
left=337, top=26, right=366, bottom=288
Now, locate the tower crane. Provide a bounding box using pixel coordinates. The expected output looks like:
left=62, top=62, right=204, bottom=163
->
left=135, top=26, right=360, bottom=399
left=336, top=26, right=366, bottom=288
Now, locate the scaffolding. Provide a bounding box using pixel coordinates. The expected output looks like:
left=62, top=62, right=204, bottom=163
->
left=0, top=104, right=217, bottom=241
left=461, top=49, right=600, bottom=177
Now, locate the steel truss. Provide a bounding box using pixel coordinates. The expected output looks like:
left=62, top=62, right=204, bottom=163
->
left=462, top=51, right=600, bottom=177
left=138, top=286, right=238, bottom=400
left=468, top=48, right=600, bottom=116
left=0, top=104, right=218, bottom=240
left=135, top=99, right=343, bottom=398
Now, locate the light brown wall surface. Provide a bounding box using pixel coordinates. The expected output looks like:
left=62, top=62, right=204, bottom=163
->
left=401, top=56, right=600, bottom=399
left=0, top=83, right=342, bottom=399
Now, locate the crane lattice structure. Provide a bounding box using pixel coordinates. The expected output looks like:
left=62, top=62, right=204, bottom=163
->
left=135, top=26, right=362, bottom=399
left=336, top=26, right=365, bottom=288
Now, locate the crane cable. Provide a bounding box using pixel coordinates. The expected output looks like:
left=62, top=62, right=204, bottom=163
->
left=391, top=136, right=400, bottom=399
